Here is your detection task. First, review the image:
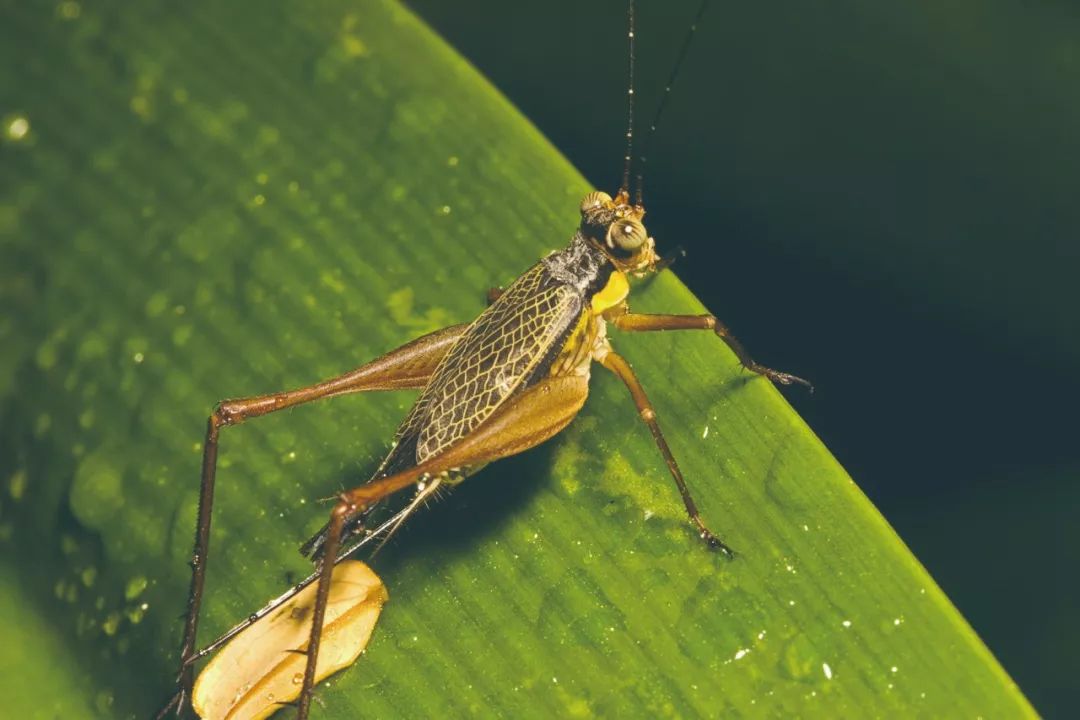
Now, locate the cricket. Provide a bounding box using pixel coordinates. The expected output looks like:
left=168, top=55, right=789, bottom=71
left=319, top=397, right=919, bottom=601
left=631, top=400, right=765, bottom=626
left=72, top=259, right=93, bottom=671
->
left=157, top=1, right=810, bottom=718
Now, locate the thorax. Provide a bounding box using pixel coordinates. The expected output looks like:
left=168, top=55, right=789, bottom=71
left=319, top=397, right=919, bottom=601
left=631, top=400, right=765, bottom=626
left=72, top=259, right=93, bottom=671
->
left=543, top=234, right=629, bottom=377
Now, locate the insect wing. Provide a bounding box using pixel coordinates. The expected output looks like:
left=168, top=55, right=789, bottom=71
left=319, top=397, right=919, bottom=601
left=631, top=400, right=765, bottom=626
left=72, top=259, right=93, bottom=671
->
left=381, top=262, right=583, bottom=473
left=191, top=561, right=388, bottom=720
left=302, top=263, right=583, bottom=559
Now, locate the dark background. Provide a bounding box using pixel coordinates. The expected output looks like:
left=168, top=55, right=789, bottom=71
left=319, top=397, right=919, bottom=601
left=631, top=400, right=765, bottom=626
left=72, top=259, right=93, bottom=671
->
left=408, top=1, right=1079, bottom=714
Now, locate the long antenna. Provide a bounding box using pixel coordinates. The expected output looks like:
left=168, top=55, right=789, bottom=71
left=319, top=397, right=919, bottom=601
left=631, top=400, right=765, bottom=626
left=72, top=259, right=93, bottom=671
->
left=635, top=0, right=711, bottom=207
left=620, top=0, right=636, bottom=196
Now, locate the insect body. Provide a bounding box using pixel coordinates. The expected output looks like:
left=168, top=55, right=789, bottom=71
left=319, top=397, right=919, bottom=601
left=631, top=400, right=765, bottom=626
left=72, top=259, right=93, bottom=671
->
left=160, top=187, right=807, bottom=720
left=159, top=3, right=810, bottom=718
left=301, top=190, right=649, bottom=562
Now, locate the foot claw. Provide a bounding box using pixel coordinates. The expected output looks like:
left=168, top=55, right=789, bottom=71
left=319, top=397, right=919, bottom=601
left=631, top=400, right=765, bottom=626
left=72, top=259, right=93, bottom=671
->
left=700, top=530, right=736, bottom=559
left=763, top=369, right=813, bottom=392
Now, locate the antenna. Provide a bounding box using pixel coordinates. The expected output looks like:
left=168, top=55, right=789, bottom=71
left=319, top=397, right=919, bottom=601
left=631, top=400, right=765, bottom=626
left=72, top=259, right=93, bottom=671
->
left=620, top=0, right=637, bottom=197
left=634, top=0, right=711, bottom=207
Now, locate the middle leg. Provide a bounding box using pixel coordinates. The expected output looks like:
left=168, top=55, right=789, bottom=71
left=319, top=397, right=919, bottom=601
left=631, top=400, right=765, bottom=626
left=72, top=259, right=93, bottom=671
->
left=600, top=349, right=734, bottom=556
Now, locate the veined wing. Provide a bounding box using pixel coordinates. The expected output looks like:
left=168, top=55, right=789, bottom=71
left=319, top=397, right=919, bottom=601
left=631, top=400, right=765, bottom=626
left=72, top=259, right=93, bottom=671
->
left=301, top=263, right=583, bottom=559
left=382, top=262, right=583, bottom=474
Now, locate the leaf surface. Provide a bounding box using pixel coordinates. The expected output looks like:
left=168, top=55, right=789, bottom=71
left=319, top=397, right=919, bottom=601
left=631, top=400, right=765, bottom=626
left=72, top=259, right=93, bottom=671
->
left=0, top=1, right=1033, bottom=718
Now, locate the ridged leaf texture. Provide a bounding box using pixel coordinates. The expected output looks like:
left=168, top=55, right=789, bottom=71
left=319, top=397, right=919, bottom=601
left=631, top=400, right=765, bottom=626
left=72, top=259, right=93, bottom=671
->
left=0, top=1, right=1032, bottom=718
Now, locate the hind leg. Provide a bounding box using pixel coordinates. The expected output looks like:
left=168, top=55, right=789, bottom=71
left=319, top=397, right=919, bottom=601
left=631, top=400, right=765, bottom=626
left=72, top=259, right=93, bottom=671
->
left=156, top=323, right=466, bottom=719
left=295, top=375, right=590, bottom=718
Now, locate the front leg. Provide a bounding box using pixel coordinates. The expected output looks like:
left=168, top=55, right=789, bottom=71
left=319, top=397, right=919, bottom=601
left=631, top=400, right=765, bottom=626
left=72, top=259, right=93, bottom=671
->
left=611, top=312, right=812, bottom=390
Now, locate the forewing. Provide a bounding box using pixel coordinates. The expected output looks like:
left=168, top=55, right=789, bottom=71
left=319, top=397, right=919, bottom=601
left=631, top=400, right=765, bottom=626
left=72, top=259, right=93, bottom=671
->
left=300, top=263, right=583, bottom=560
left=399, top=263, right=581, bottom=466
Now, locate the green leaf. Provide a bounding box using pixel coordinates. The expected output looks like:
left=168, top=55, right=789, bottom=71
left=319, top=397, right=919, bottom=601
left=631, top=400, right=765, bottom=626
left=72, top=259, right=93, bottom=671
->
left=0, top=1, right=1034, bottom=718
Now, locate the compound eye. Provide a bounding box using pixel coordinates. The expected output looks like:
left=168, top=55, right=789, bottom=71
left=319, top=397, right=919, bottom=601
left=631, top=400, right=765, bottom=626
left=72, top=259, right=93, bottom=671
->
left=606, top=218, right=648, bottom=253
left=580, top=191, right=612, bottom=215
